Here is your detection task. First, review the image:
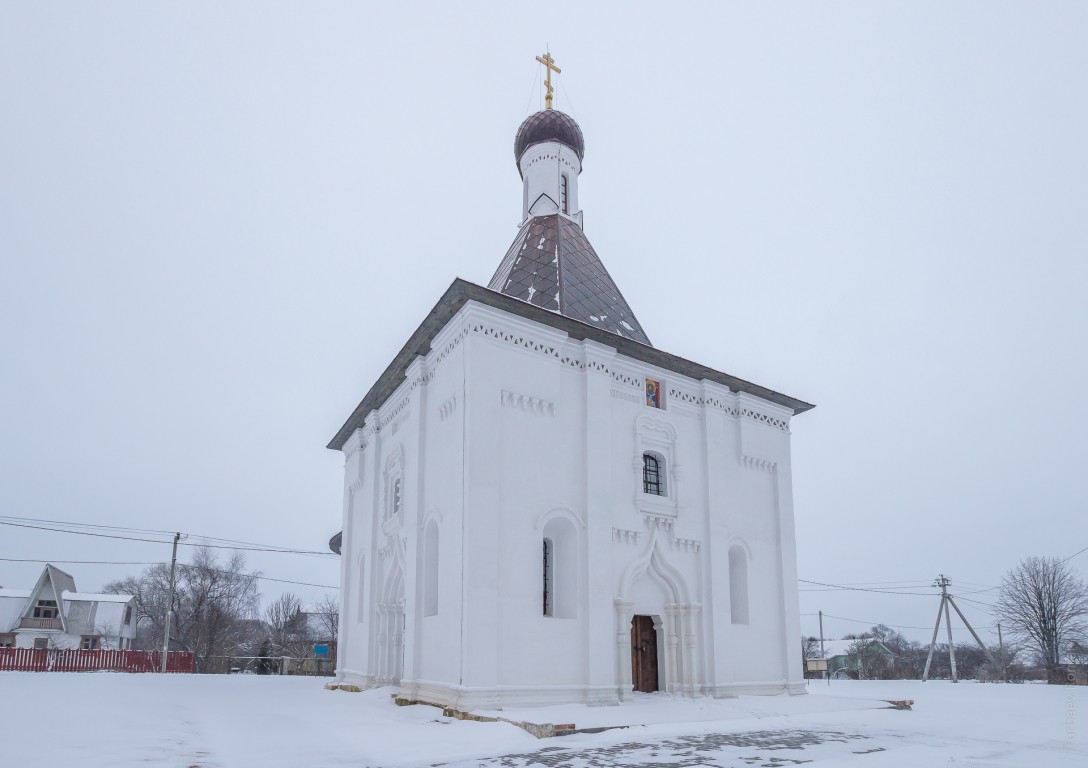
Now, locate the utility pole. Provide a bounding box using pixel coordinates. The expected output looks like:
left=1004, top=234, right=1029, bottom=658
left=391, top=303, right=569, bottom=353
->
left=942, top=578, right=958, bottom=683
left=161, top=532, right=181, bottom=673
left=997, top=623, right=1008, bottom=683
left=923, top=575, right=948, bottom=681
left=922, top=574, right=1001, bottom=683
left=819, top=610, right=828, bottom=684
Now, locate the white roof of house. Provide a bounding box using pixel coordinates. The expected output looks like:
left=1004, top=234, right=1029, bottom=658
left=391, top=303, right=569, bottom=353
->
left=61, top=591, right=133, bottom=604
left=819, top=638, right=892, bottom=660
left=0, top=592, right=31, bottom=633
left=820, top=640, right=860, bottom=659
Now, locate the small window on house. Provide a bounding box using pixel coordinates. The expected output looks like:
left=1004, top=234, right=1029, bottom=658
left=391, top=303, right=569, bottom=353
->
left=542, top=538, right=554, bottom=616
left=124, top=605, right=133, bottom=625
left=33, top=638, right=48, bottom=650
left=80, top=636, right=100, bottom=651
left=560, top=174, right=569, bottom=214
left=643, top=452, right=665, bottom=496
left=33, top=599, right=58, bottom=619
left=0, top=633, right=15, bottom=648
left=645, top=378, right=663, bottom=409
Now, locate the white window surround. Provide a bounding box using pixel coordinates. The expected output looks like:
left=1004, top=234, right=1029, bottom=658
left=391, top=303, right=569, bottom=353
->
left=633, top=413, right=681, bottom=518
left=381, top=446, right=405, bottom=530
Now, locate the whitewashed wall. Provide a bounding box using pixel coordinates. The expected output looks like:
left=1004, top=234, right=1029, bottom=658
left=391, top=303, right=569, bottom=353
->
left=336, top=299, right=804, bottom=707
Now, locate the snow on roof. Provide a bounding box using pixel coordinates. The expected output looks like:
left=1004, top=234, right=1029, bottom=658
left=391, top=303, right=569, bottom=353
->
left=61, top=591, right=133, bottom=603
left=0, top=589, right=32, bottom=599
left=818, top=638, right=892, bottom=660
left=820, top=640, right=860, bottom=659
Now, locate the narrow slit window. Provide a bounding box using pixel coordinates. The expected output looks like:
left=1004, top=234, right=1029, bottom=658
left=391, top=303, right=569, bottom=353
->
left=560, top=175, right=569, bottom=214
left=542, top=538, right=554, bottom=616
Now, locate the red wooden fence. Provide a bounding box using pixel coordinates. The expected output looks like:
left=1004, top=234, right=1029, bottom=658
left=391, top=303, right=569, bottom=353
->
left=0, top=648, right=48, bottom=671
left=0, top=647, right=194, bottom=673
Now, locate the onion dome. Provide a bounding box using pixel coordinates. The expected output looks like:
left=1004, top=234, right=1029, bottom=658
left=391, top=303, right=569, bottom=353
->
left=514, top=110, right=585, bottom=165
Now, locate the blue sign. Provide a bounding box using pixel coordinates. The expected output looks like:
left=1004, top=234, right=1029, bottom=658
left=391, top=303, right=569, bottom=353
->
left=313, top=644, right=329, bottom=657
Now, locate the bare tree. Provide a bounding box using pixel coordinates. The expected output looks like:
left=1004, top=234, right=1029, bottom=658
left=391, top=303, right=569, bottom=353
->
left=310, top=594, right=340, bottom=643
left=105, top=546, right=262, bottom=670
left=265, top=592, right=309, bottom=657
left=996, top=556, right=1088, bottom=679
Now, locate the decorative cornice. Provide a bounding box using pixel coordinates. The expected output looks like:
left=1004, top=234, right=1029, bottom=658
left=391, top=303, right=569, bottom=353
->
left=671, top=536, right=701, bottom=554
left=612, top=527, right=640, bottom=545
left=343, top=429, right=367, bottom=460
left=501, top=389, right=556, bottom=417
left=343, top=311, right=794, bottom=457
left=642, top=513, right=674, bottom=533
left=611, top=389, right=640, bottom=404
left=741, top=407, right=790, bottom=432
left=742, top=455, right=778, bottom=472
left=328, top=280, right=812, bottom=451
left=438, top=394, right=457, bottom=421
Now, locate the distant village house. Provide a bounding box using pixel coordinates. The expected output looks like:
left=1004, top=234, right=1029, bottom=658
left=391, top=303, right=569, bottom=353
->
left=0, top=564, right=136, bottom=650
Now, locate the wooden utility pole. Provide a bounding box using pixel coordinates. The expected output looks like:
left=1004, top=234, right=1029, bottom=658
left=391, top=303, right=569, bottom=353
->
left=818, top=610, right=825, bottom=660
left=161, top=532, right=181, bottom=673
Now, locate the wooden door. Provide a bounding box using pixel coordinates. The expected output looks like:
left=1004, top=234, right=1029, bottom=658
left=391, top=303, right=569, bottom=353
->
left=630, top=615, right=659, bottom=693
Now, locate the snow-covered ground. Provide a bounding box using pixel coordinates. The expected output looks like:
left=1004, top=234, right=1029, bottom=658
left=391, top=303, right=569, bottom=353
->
left=1, top=673, right=1084, bottom=767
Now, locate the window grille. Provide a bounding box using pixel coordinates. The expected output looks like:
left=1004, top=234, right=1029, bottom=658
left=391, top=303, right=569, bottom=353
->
left=542, top=538, right=554, bottom=616
left=643, top=453, right=663, bottom=496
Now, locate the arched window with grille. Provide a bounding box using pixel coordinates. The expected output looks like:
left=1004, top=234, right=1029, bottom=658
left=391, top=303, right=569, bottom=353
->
left=642, top=452, right=665, bottom=496
left=560, top=174, right=569, bottom=214
left=541, top=516, right=577, bottom=618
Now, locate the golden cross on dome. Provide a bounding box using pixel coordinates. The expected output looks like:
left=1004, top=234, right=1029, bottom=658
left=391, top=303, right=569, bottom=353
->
left=536, top=51, right=561, bottom=110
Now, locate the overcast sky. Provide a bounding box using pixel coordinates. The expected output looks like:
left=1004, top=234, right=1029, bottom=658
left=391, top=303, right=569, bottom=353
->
left=2, top=2, right=1085, bottom=644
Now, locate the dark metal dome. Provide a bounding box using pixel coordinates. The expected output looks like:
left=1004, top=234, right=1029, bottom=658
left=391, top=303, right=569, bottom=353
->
left=514, top=110, right=585, bottom=165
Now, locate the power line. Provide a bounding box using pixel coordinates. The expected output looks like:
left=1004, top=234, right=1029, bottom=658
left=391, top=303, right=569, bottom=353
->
left=1062, top=543, right=1088, bottom=563
left=0, top=558, right=162, bottom=565
left=801, top=578, right=933, bottom=587
left=174, top=564, right=338, bottom=591
left=811, top=611, right=993, bottom=633
left=953, top=595, right=997, bottom=611
left=0, top=518, right=336, bottom=557
left=0, top=556, right=339, bottom=592
left=0, top=515, right=337, bottom=556
left=797, top=578, right=936, bottom=596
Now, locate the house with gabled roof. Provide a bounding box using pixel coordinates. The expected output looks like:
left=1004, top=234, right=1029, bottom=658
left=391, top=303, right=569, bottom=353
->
left=0, top=564, right=137, bottom=650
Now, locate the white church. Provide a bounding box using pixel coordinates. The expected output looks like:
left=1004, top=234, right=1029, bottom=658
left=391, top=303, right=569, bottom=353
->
left=328, top=61, right=814, bottom=709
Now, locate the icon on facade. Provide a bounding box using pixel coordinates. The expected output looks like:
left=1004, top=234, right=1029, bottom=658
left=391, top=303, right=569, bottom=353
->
left=645, top=378, right=663, bottom=409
